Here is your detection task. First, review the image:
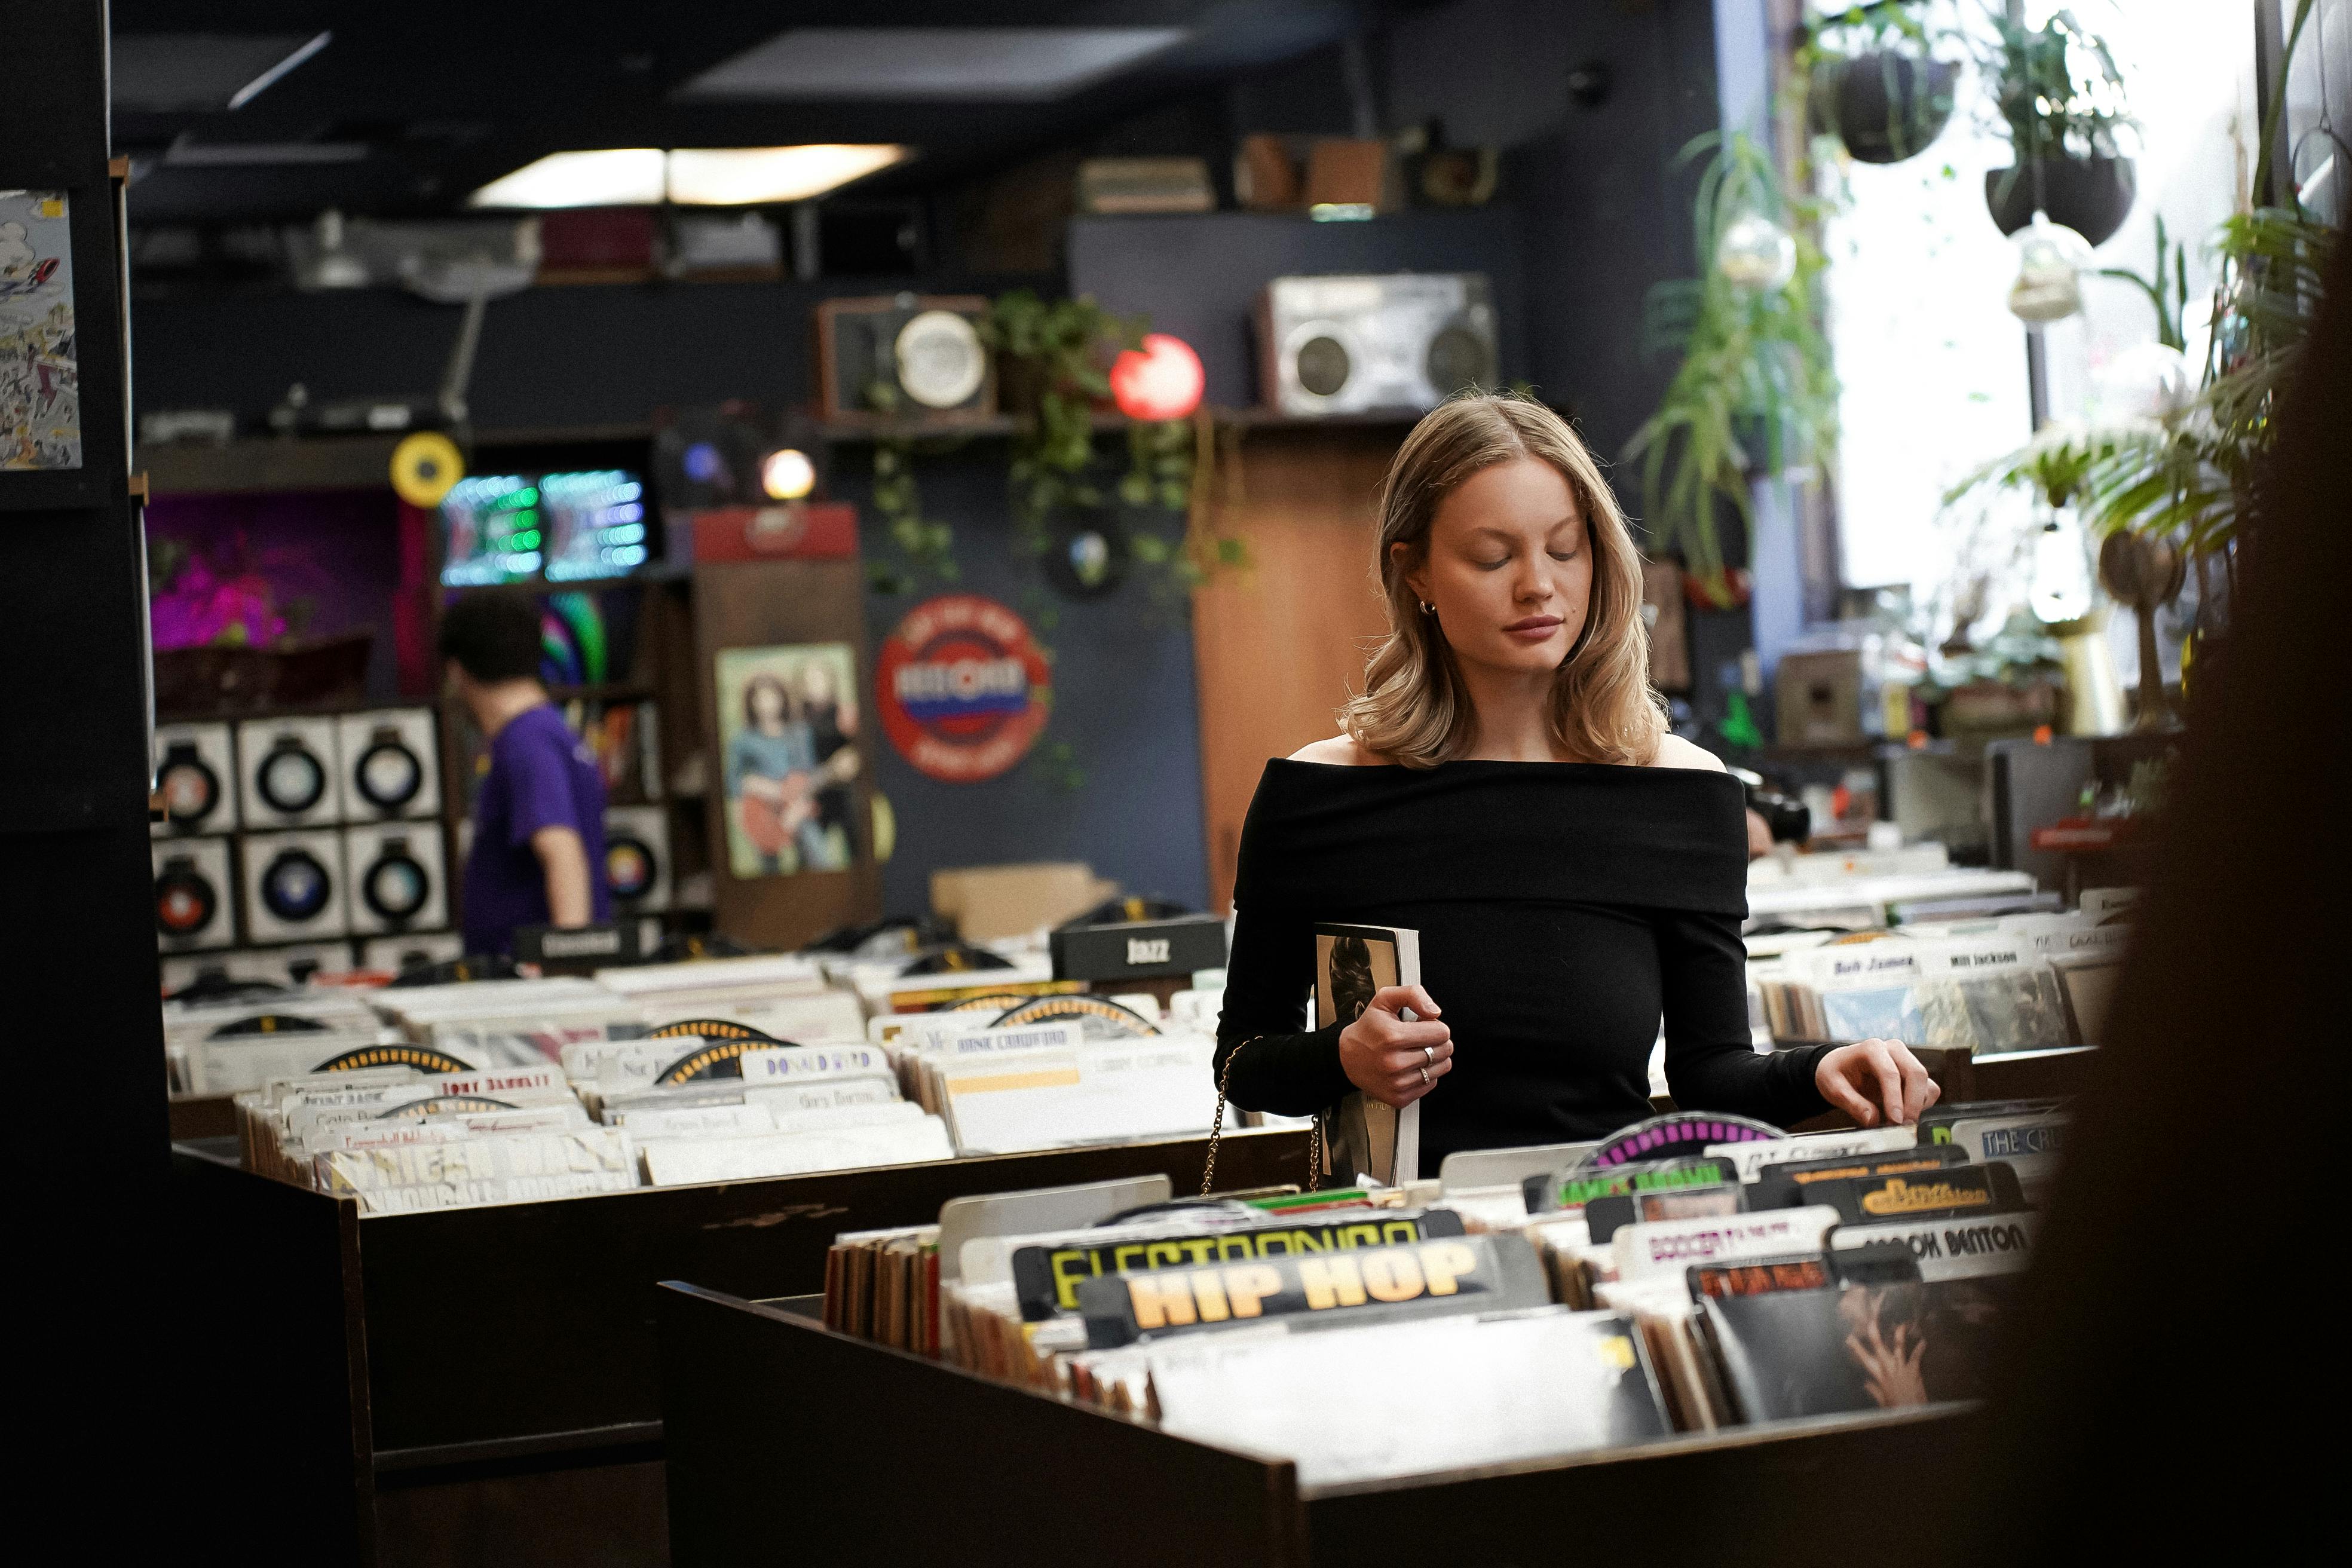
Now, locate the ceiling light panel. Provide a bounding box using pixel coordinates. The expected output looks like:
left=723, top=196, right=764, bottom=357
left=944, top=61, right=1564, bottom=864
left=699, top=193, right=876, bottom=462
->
left=468, top=147, right=909, bottom=209
left=666, top=145, right=910, bottom=205
left=112, top=32, right=332, bottom=112
left=469, top=149, right=667, bottom=209
left=675, top=26, right=1192, bottom=103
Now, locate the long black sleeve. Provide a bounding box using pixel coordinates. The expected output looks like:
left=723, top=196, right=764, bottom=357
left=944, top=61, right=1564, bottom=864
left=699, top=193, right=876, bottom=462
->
left=1211, top=903, right=1353, bottom=1116
left=1656, top=909, right=1833, bottom=1127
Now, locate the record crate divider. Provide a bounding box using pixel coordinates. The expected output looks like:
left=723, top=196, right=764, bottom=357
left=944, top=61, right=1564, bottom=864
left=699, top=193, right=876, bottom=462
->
left=657, top=1284, right=1982, bottom=1567
left=169, top=1126, right=1310, bottom=1567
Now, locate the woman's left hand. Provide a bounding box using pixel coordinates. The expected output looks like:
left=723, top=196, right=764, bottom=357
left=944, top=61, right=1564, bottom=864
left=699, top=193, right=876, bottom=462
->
left=1814, top=1038, right=1940, bottom=1127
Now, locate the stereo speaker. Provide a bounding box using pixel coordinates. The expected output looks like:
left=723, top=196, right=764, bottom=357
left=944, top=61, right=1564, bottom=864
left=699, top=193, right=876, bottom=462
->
left=1255, top=272, right=1496, bottom=416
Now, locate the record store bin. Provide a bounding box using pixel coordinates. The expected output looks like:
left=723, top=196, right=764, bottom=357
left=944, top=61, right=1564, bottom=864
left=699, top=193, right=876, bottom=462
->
left=170, top=1126, right=1309, bottom=1566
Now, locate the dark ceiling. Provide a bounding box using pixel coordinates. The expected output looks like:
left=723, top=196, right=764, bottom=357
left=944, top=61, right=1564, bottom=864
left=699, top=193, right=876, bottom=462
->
left=111, top=1, right=1405, bottom=225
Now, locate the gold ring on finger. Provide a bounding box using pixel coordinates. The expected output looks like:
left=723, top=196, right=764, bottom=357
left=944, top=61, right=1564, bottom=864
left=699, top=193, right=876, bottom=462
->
left=1418, top=1065, right=1429, bottom=1085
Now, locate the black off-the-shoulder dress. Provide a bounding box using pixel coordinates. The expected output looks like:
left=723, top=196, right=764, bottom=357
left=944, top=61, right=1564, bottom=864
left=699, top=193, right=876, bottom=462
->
left=1212, top=759, right=1832, bottom=1170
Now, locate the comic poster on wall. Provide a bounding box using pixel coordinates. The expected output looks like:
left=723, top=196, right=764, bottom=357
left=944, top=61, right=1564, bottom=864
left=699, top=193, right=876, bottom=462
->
left=0, top=190, right=81, bottom=472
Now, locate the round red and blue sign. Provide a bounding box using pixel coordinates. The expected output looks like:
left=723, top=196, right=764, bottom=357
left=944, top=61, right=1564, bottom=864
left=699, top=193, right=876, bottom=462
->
left=875, top=595, right=1052, bottom=783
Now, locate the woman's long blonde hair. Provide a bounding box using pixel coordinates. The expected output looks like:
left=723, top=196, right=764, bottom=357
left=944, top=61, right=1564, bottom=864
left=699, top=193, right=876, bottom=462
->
left=1338, top=393, right=1664, bottom=768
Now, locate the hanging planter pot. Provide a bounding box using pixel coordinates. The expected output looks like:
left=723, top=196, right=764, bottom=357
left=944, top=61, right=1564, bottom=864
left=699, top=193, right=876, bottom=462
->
left=1810, top=50, right=1958, bottom=165
left=1984, top=154, right=2136, bottom=248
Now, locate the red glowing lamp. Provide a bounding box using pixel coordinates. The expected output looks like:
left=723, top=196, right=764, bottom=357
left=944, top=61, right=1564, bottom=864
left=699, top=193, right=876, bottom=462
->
left=1108, top=332, right=1205, bottom=422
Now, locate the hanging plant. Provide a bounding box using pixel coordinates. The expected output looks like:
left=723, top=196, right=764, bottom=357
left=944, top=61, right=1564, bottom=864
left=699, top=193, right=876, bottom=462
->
left=1800, top=2, right=1961, bottom=166
left=979, top=290, right=1144, bottom=552
left=1973, top=5, right=2137, bottom=246
left=860, top=378, right=960, bottom=594
left=1624, top=131, right=1839, bottom=601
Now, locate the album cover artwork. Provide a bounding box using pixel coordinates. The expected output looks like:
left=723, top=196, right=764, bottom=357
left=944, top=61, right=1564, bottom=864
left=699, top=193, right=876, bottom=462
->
left=1314, top=922, right=1422, bottom=1186
left=1704, top=1275, right=2020, bottom=1422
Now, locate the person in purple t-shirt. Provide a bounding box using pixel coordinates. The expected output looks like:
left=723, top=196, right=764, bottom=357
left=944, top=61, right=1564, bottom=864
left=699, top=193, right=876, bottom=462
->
left=438, top=589, right=611, bottom=956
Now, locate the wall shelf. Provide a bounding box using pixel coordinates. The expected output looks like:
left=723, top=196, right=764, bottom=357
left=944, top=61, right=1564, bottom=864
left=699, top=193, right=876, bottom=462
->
left=816, top=406, right=1421, bottom=445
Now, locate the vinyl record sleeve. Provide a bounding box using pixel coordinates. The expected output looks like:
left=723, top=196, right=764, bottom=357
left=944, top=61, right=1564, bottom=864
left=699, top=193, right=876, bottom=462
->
left=1144, top=1306, right=1669, bottom=1487
left=1704, top=1274, right=2022, bottom=1422
left=1313, top=922, right=1421, bottom=1185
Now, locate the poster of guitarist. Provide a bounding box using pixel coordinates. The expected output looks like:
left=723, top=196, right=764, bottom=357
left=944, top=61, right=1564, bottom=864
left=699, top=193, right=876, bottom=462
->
left=716, top=645, right=861, bottom=877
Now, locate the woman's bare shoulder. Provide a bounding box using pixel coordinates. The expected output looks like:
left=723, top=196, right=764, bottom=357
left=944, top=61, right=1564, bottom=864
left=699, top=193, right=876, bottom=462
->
left=1646, top=733, right=1728, bottom=772
left=1288, top=734, right=1385, bottom=765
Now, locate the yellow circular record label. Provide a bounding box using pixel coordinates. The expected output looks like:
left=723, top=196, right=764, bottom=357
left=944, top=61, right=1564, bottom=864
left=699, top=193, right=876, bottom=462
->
left=391, top=430, right=465, bottom=507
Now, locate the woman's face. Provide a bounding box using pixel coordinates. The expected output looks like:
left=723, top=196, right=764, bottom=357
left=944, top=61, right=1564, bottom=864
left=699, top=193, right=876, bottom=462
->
left=750, top=680, right=787, bottom=726
left=1400, top=457, right=1592, bottom=678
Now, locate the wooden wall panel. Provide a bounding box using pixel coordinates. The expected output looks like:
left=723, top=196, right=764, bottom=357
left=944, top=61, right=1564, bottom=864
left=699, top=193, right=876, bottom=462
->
left=1190, top=428, right=1401, bottom=912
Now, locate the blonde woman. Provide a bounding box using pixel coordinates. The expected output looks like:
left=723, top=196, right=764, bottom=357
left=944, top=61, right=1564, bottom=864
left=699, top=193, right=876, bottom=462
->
left=1214, top=394, right=1937, bottom=1169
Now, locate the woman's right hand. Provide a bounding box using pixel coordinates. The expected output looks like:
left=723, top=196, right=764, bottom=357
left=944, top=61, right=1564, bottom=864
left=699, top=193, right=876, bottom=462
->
left=1338, top=985, right=1453, bottom=1109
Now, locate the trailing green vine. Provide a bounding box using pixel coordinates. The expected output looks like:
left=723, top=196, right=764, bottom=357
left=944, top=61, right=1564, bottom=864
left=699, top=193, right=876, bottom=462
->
left=862, top=378, right=960, bottom=594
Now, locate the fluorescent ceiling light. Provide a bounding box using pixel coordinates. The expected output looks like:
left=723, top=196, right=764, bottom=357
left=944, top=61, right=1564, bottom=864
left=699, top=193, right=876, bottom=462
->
left=469, top=149, right=666, bottom=209
left=675, top=27, right=1192, bottom=102
left=165, top=133, right=367, bottom=167
left=666, top=145, right=909, bottom=204
left=112, top=32, right=333, bottom=111
left=470, top=146, right=908, bottom=208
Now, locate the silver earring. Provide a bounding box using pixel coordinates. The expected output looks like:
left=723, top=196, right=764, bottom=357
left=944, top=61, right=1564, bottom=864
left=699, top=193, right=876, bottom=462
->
left=1419, top=601, right=1435, bottom=615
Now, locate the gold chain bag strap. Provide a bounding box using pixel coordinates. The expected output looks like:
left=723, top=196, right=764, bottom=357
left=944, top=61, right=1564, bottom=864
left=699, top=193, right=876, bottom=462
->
left=1201, top=1037, right=1323, bottom=1198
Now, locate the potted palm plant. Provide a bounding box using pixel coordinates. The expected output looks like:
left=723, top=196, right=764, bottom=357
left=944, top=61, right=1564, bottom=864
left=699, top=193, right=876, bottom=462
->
left=1976, top=7, right=2137, bottom=246
left=1803, top=2, right=1961, bottom=166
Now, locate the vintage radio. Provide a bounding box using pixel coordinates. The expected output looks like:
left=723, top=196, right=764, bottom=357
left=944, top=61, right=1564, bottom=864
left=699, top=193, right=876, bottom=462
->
left=815, top=293, right=995, bottom=425
left=1255, top=273, right=1496, bottom=416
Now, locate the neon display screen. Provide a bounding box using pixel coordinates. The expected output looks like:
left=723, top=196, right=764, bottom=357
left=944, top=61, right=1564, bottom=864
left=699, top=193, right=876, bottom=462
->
left=439, top=470, right=650, bottom=586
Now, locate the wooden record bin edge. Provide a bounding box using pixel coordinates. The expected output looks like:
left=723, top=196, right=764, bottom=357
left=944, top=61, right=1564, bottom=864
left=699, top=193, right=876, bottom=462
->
left=170, top=1127, right=1309, bottom=1474
left=656, top=1282, right=1981, bottom=1568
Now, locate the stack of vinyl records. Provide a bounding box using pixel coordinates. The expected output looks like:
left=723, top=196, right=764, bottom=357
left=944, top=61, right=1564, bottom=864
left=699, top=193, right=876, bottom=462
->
left=183, top=951, right=1240, bottom=1210
left=1747, top=908, right=2128, bottom=1051
left=816, top=1100, right=2064, bottom=1486
left=872, top=1010, right=1219, bottom=1157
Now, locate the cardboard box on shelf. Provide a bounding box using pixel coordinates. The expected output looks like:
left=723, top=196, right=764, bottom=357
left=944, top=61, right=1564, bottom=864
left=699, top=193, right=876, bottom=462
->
left=931, top=862, right=1116, bottom=943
